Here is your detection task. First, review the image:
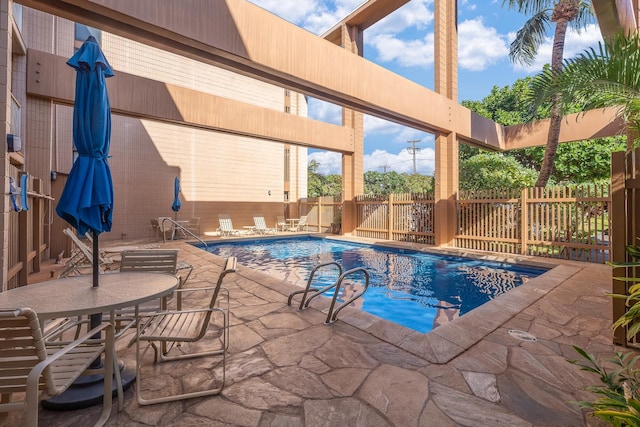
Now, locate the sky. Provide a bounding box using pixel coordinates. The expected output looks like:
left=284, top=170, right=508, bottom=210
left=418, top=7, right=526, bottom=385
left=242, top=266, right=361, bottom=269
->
left=247, top=0, right=603, bottom=176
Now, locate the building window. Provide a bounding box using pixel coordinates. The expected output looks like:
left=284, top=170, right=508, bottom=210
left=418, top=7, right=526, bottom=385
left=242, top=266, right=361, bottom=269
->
left=10, top=94, right=20, bottom=137
left=284, top=147, right=290, bottom=183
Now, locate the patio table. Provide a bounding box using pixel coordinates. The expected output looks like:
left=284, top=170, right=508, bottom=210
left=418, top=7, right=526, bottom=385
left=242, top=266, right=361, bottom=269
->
left=0, top=272, right=179, bottom=409
left=286, top=218, right=300, bottom=230
left=0, top=272, right=179, bottom=323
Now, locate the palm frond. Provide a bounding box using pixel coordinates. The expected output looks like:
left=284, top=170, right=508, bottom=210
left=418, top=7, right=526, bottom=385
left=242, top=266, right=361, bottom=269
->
left=502, top=0, right=553, bottom=16
left=568, top=1, right=595, bottom=30
left=528, top=31, right=640, bottom=139
left=510, top=11, right=552, bottom=66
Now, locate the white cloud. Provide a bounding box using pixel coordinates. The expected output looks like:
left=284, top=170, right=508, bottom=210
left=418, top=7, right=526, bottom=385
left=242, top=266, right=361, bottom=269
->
left=369, top=16, right=508, bottom=72
left=458, top=18, right=509, bottom=71
left=247, top=0, right=321, bottom=26
left=364, top=0, right=434, bottom=68
left=364, top=115, right=405, bottom=135
left=309, top=146, right=435, bottom=176
left=369, top=32, right=435, bottom=68
left=248, top=0, right=371, bottom=35
left=309, top=150, right=342, bottom=175
left=308, top=98, right=342, bottom=124
left=366, top=148, right=435, bottom=174
left=367, top=0, right=434, bottom=35
left=512, top=23, right=603, bottom=73
left=460, top=0, right=477, bottom=12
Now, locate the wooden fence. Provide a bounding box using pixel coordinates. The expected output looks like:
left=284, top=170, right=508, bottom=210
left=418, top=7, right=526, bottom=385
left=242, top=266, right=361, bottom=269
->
left=457, top=186, right=610, bottom=262
left=298, top=196, right=342, bottom=233
left=343, top=185, right=610, bottom=263
left=353, top=193, right=435, bottom=243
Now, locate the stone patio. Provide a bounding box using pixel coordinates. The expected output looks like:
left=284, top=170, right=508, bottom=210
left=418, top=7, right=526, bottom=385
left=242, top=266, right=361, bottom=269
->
left=5, top=235, right=620, bottom=426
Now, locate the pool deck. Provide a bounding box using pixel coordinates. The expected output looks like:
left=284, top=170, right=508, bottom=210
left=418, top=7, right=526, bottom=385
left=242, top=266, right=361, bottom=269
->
left=20, top=234, right=618, bottom=426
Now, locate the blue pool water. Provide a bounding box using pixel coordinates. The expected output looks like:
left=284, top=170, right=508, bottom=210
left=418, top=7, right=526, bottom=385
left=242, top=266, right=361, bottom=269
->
left=200, top=236, right=547, bottom=333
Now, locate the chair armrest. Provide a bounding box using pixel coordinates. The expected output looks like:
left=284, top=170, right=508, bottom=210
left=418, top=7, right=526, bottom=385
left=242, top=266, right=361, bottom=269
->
left=28, top=323, right=114, bottom=390
left=43, top=316, right=90, bottom=343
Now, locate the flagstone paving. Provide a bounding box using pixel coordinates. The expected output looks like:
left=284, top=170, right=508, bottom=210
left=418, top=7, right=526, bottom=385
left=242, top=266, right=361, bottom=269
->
left=7, top=235, right=622, bottom=426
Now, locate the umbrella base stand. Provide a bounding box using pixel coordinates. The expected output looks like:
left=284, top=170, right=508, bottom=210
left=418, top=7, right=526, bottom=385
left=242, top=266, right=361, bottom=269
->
left=42, top=362, right=135, bottom=410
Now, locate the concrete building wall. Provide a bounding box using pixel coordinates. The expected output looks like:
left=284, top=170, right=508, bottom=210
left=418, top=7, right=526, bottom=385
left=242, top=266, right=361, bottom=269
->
left=102, top=33, right=286, bottom=111
left=19, top=8, right=308, bottom=243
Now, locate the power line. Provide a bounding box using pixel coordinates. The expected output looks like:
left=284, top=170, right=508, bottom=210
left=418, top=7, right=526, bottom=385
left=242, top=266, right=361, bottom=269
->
left=406, top=139, right=422, bottom=174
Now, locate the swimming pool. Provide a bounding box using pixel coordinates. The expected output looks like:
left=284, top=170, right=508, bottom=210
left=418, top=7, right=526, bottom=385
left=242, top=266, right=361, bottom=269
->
left=200, top=236, right=547, bottom=333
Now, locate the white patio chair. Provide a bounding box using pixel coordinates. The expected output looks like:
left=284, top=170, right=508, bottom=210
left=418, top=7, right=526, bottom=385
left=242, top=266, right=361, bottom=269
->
left=106, top=249, right=183, bottom=336
left=186, top=217, right=201, bottom=236
left=295, top=215, right=308, bottom=231
left=276, top=215, right=290, bottom=232
left=58, top=228, right=115, bottom=278
left=218, top=214, right=241, bottom=237
left=157, top=217, right=175, bottom=241
left=130, top=257, right=236, bottom=405
left=0, top=308, right=117, bottom=427
left=253, top=214, right=277, bottom=234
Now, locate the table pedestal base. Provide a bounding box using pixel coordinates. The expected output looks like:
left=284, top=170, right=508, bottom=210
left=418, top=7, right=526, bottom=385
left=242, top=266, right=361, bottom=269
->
left=41, top=364, right=135, bottom=411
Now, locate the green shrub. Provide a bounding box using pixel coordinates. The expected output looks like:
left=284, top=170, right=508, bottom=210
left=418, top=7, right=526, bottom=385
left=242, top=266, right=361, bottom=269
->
left=571, top=244, right=640, bottom=425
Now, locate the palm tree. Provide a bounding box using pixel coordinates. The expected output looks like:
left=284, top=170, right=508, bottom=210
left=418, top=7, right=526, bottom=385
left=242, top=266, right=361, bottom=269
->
left=530, top=31, right=640, bottom=147
left=503, top=0, right=593, bottom=187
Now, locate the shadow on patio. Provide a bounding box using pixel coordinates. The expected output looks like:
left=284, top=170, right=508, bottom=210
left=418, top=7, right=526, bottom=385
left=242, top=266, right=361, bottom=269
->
left=11, top=237, right=615, bottom=426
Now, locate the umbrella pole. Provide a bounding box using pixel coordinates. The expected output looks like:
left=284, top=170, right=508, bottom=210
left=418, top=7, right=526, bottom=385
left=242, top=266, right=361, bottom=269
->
left=90, top=232, right=102, bottom=339
left=92, top=232, right=99, bottom=287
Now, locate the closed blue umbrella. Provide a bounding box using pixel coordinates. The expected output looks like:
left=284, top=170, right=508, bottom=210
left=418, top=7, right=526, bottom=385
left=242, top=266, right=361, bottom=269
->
left=56, top=35, right=114, bottom=288
left=47, top=35, right=118, bottom=410
left=172, top=177, right=181, bottom=220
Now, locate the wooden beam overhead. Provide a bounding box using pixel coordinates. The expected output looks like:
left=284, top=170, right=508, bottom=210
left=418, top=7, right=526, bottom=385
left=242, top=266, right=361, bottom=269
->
left=27, top=49, right=354, bottom=153
left=15, top=0, right=625, bottom=151
left=321, top=0, right=410, bottom=45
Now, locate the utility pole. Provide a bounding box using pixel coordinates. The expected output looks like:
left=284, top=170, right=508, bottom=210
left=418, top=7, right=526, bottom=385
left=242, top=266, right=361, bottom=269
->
left=406, top=139, right=421, bottom=174
left=380, top=165, right=390, bottom=173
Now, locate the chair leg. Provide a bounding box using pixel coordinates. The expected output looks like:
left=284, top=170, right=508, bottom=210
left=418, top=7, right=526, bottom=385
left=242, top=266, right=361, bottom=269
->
left=113, top=347, right=124, bottom=411
left=135, top=312, right=227, bottom=405
left=96, top=326, right=114, bottom=427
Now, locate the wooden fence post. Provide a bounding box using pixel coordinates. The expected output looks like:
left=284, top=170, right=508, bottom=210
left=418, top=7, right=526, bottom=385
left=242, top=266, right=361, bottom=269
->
left=520, top=188, right=528, bottom=255
left=388, top=194, right=394, bottom=241
left=611, top=150, right=628, bottom=345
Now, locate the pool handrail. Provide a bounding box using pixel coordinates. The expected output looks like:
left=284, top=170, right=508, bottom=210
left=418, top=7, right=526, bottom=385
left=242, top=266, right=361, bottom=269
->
left=161, top=217, right=208, bottom=249
left=287, top=261, right=343, bottom=310
left=325, top=267, right=370, bottom=324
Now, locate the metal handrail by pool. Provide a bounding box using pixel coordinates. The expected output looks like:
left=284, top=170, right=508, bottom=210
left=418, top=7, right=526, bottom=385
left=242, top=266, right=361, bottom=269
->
left=287, top=261, right=343, bottom=310
left=161, top=217, right=208, bottom=249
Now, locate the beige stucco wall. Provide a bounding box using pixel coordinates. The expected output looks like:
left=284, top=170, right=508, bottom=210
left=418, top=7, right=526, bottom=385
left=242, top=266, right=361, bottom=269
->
left=21, top=7, right=308, bottom=242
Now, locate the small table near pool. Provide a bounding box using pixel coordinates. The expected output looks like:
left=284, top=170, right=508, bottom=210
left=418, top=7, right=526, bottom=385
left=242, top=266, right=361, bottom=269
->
left=0, top=272, right=179, bottom=409
left=0, top=272, right=179, bottom=333
left=286, top=218, right=299, bottom=231
left=243, top=226, right=256, bottom=235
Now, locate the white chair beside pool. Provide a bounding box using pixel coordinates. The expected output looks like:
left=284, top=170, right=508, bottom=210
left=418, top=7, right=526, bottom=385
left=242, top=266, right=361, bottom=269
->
left=253, top=214, right=277, bottom=234
left=218, top=214, right=242, bottom=237
left=276, top=215, right=290, bottom=232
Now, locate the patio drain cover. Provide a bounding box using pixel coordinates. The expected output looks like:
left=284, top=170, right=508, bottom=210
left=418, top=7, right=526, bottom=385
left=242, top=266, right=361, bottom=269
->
left=508, top=329, right=537, bottom=342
